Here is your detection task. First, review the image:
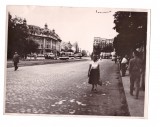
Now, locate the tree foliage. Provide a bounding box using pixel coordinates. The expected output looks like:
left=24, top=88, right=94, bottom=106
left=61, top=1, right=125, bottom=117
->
left=93, top=45, right=101, bottom=55
left=72, top=42, right=79, bottom=53
left=81, top=50, right=87, bottom=56
left=61, top=41, right=74, bottom=52
left=7, top=13, right=39, bottom=59
left=113, top=11, right=147, bottom=57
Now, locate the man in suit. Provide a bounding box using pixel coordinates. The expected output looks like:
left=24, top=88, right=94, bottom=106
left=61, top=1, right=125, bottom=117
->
left=13, top=52, right=19, bottom=71
left=128, top=50, right=142, bottom=99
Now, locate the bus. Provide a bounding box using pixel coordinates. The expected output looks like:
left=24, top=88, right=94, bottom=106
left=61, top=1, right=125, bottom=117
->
left=101, top=52, right=111, bottom=59
left=59, top=52, right=73, bottom=60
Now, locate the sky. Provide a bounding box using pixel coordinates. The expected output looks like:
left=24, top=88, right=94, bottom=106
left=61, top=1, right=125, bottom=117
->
left=7, top=6, right=118, bottom=53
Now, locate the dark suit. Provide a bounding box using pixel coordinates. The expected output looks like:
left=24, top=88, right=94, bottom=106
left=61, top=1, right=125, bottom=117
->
left=128, top=57, right=142, bottom=98
left=13, top=54, right=19, bottom=71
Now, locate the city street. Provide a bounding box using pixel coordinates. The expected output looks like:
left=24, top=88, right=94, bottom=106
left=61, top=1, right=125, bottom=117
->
left=5, top=59, right=129, bottom=116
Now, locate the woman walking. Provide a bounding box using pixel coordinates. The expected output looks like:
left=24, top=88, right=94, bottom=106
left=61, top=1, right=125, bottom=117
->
left=88, top=55, right=100, bottom=92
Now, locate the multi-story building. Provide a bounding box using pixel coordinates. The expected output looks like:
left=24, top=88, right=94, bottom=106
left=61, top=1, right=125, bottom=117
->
left=28, top=24, right=61, bottom=55
left=93, top=37, right=114, bottom=53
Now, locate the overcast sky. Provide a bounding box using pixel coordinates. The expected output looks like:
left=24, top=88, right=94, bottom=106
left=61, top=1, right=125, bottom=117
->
left=7, top=6, right=118, bottom=53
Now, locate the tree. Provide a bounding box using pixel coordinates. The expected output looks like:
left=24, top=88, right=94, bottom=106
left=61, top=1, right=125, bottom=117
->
left=25, top=38, right=39, bottom=55
left=7, top=13, right=15, bottom=59
left=73, top=42, right=79, bottom=53
left=93, top=45, right=101, bottom=56
left=60, top=41, right=73, bottom=52
left=113, top=11, right=147, bottom=57
left=67, top=41, right=72, bottom=51
left=81, top=50, right=87, bottom=56
left=7, top=13, right=39, bottom=59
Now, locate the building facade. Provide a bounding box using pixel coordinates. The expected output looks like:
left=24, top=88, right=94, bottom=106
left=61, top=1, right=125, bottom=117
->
left=28, top=24, right=61, bottom=55
left=94, top=37, right=114, bottom=49
left=93, top=37, right=114, bottom=54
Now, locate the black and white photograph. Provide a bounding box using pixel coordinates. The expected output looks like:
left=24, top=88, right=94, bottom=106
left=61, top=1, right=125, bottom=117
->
left=4, top=5, right=150, bottom=117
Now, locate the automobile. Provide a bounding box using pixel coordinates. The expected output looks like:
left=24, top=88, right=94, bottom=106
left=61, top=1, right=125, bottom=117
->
left=59, top=52, right=70, bottom=60
left=26, top=54, right=34, bottom=60
left=101, top=52, right=111, bottom=59
left=105, top=52, right=111, bottom=59
left=74, top=53, right=82, bottom=59
left=37, top=54, right=45, bottom=60
left=45, top=53, right=56, bottom=59
left=68, top=52, right=74, bottom=59
left=37, top=54, right=45, bottom=57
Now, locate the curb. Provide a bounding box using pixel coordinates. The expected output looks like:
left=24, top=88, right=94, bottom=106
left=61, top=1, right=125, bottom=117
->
left=7, top=59, right=89, bottom=68
left=119, top=66, right=145, bottom=117
left=117, top=64, right=130, bottom=116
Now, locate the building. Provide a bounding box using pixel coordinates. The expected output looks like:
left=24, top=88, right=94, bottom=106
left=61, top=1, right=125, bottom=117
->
left=28, top=23, right=61, bottom=56
left=93, top=37, right=114, bottom=54
left=94, top=37, right=114, bottom=49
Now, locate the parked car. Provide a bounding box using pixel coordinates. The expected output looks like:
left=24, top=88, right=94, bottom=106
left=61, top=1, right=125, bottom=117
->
left=37, top=54, right=45, bottom=57
left=59, top=52, right=70, bottom=60
left=45, top=53, right=56, bottom=59
left=68, top=52, right=74, bottom=59
left=74, top=53, right=82, bottom=59
left=37, top=54, right=45, bottom=60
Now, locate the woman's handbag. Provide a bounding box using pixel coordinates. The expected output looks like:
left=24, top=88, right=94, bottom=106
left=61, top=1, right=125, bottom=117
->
left=98, top=79, right=102, bottom=86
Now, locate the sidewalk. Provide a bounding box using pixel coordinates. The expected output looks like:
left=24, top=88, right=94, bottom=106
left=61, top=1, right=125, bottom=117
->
left=121, top=70, right=145, bottom=117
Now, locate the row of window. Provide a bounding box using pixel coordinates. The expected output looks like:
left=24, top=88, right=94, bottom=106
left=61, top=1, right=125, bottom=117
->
left=38, top=44, right=60, bottom=49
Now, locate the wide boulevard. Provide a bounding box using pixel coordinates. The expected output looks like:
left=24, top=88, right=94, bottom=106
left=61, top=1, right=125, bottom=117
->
left=5, top=59, right=129, bottom=116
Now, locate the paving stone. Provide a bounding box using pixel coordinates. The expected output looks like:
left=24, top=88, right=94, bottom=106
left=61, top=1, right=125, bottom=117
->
left=5, top=60, right=129, bottom=116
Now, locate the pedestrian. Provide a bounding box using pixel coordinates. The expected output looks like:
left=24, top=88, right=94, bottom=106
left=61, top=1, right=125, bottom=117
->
left=115, top=55, right=117, bottom=63
left=13, top=52, right=19, bottom=71
left=128, top=50, right=142, bottom=99
left=34, top=53, right=37, bottom=60
left=140, top=58, right=145, bottom=91
left=88, top=54, right=100, bottom=92
left=121, top=55, right=128, bottom=76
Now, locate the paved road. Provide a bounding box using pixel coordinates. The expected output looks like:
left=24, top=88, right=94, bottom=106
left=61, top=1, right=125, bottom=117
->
left=5, top=59, right=129, bottom=116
